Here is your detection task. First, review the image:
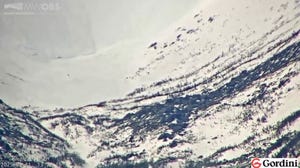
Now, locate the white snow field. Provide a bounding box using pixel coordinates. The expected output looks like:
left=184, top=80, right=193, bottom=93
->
left=31, top=0, right=300, bottom=167
left=0, top=0, right=199, bottom=108
left=0, top=0, right=299, bottom=167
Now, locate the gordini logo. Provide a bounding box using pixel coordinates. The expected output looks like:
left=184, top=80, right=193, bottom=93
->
left=251, top=158, right=299, bottom=168
left=251, top=158, right=261, bottom=168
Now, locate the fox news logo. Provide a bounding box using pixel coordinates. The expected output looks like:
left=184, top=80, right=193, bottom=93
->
left=251, top=158, right=299, bottom=168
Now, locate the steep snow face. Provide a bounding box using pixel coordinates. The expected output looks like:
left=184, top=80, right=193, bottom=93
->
left=0, top=0, right=200, bottom=108
left=31, top=0, right=300, bottom=167
left=129, top=0, right=300, bottom=84
left=86, top=0, right=200, bottom=48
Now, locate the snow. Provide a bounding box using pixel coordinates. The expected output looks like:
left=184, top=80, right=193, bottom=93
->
left=63, top=0, right=300, bottom=164
left=2, top=0, right=300, bottom=167
left=0, top=0, right=200, bottom=109
left=127, top=0, right=300, bottom=100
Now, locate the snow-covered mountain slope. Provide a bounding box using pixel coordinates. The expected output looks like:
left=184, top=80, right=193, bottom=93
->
left=0, top=99, right=85, bottom=168
left=0, top=0, right=199, bottom=109
left=0, top=40, right=149, bottom=108
left=35, top=42, right=300, bottom=167
left=1, top=0, right=300, bottom=167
